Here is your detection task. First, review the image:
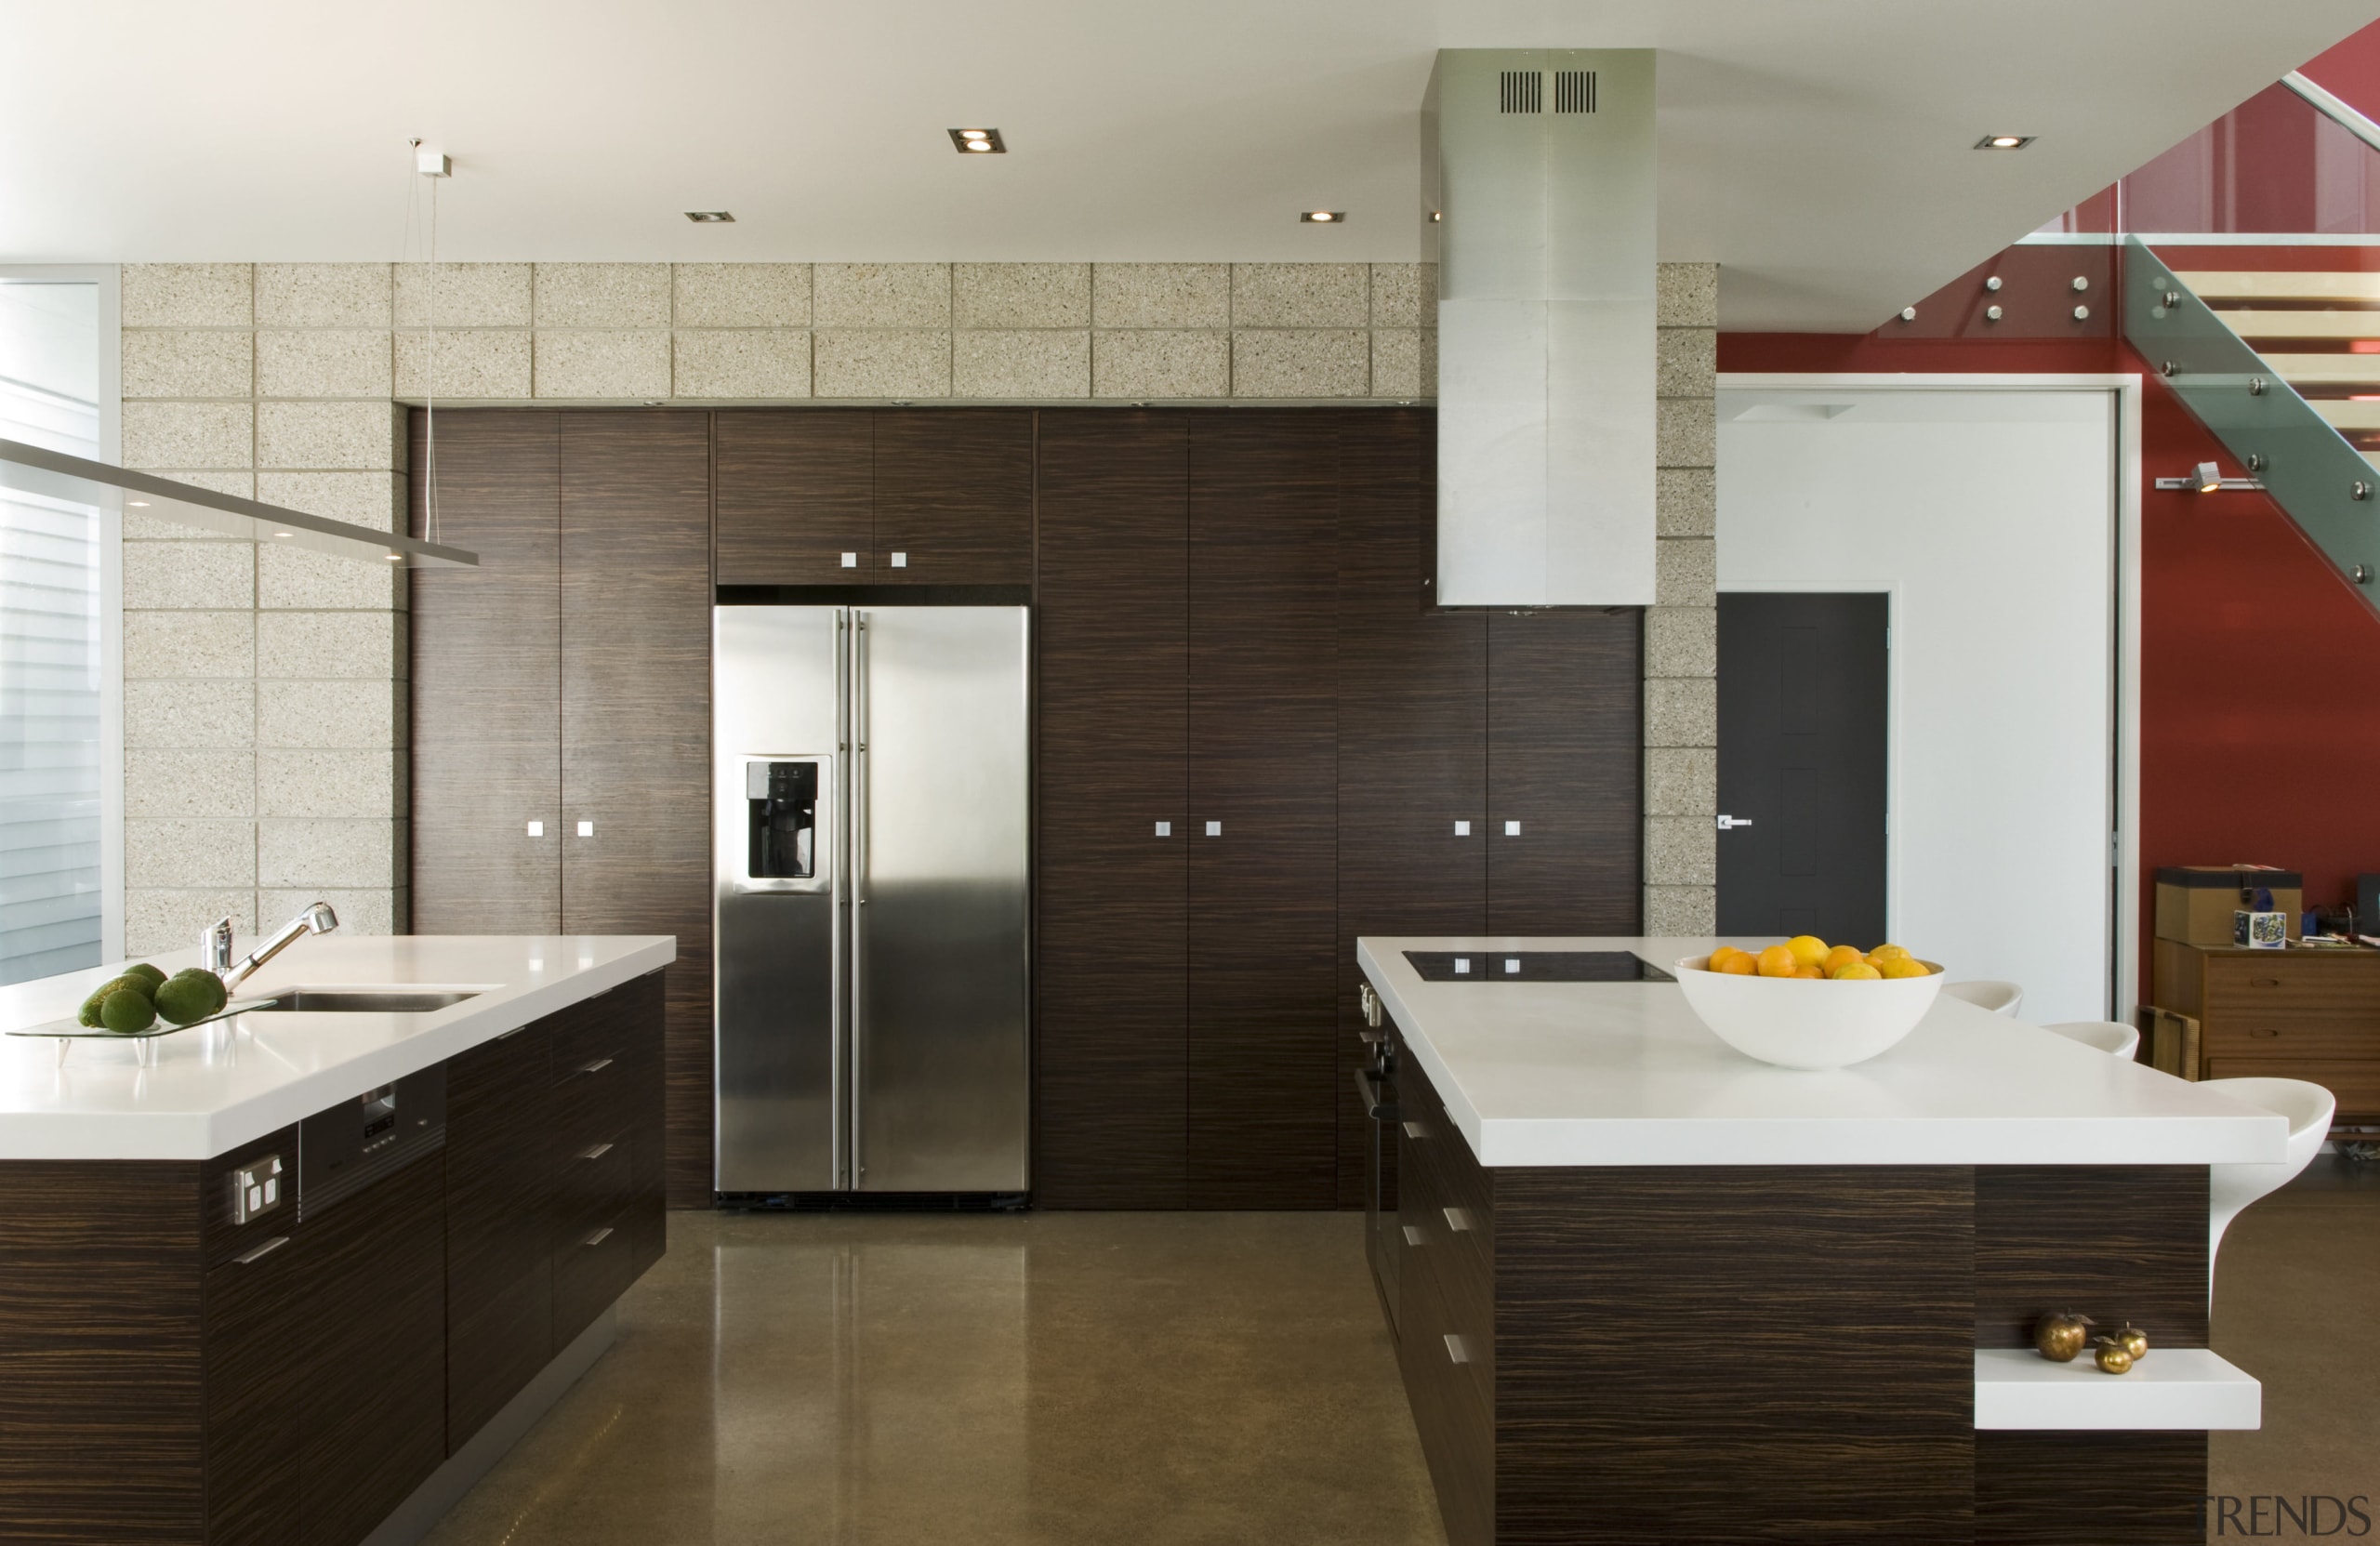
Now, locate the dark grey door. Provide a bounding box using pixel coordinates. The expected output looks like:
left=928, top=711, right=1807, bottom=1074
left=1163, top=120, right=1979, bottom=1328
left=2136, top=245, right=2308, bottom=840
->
left=1716, top=593, right=1888, bottom=945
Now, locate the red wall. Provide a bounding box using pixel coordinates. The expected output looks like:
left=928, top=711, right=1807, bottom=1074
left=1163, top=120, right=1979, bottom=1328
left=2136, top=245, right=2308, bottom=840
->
left=2304, top=20, right=2380, bottom=123
left=1722, top=288, right=2380, bottom=994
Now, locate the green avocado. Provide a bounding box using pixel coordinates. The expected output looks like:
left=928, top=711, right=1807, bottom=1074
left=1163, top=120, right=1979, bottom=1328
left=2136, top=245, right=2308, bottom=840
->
left=80, top=975, right=143, bottom=1025
left=123, top=962, right=168, bottom=991
left=155, top=971, right=227, bottom=1025
left=99, top=988, right=157, bottom=1035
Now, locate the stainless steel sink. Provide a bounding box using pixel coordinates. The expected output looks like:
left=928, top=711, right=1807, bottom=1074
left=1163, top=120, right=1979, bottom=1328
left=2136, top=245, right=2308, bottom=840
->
left=245, top=989, right=482, bottom=1013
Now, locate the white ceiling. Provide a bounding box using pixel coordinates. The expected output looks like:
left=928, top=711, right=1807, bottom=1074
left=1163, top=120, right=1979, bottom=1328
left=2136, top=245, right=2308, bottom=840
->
left=6, top=0, right=2376, bottom=330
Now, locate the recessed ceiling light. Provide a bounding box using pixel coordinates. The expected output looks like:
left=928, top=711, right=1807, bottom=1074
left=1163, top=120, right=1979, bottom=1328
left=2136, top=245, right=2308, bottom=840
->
left=1975, top=135, right=2033, bottom=150
left=1301, top=210, right=1346, bottom=224
left=126, top=499, right=149, bottom=507
left=685, top=210, right=735, bottom=223
left=385, top=553, right=404, bottom=562
left=948, top=128, right=1007, bottom=154
left=274, top=531, right=292, bottom=538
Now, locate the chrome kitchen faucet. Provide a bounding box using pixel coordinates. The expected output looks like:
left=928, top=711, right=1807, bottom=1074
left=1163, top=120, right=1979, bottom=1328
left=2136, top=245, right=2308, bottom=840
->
left=204, top=902, right=340, bottom=990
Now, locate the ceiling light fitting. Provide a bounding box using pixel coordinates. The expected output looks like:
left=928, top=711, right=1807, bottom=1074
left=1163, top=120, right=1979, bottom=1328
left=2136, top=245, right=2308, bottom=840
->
left=685, top=210, right=735, bottom=223
left=948, top=128, right=1006, bottom=153
left=0, top=438, right=476, bottom=568
left=1301, top=210, right=1346, bottom=223
left=1975, top=134, right=2033, bottom=150
left=413, top=142, right=450, bottom=178
left=2154, top=461, right=2262, bottom=493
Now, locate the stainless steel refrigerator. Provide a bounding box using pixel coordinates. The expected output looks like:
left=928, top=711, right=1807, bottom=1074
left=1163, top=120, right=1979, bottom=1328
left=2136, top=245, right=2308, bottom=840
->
left=712, top=605, right=1030, bottom=1196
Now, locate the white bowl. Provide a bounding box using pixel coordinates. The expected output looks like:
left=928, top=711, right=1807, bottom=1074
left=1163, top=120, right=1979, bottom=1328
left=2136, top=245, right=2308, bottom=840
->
left=1673, top=955, right=1944, bottom=1070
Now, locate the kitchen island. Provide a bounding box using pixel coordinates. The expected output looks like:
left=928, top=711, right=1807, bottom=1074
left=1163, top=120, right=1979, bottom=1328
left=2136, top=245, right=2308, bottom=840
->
left=1357, top=936, right=2287, bottom=1546
left=0, top=933, right=674, bottom=1546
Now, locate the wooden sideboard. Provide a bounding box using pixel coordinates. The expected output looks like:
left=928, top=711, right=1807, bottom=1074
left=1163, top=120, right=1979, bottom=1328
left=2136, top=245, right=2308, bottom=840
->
left=2152, top=940, right=2380, bottom=1123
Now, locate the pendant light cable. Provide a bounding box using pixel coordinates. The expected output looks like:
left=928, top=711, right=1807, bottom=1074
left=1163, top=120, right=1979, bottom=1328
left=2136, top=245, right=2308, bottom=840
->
left=424, top=167, right=440, bottom=548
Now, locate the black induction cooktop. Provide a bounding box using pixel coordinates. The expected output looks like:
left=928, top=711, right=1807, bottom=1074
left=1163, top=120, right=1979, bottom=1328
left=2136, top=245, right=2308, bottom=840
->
left=1403, top=950, right=1675, bottom=984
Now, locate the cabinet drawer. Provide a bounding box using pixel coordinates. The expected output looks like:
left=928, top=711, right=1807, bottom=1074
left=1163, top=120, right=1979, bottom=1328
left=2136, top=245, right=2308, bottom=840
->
left=2203, top=955, right=2380, bottom=1019
left=2206, top=1059, right=2380, bottom=1118
left=550, top=1000, right=641, bottom=1089
left=1395, top=1225, right=1494, bottom=1546
left=556, top=1041, right=641, bottom=1146
left=2202, top=1018, right=2380, bottom=1063
left=554, top=1209, right=639, bottom=1346
left=552, top=1131, right=638, bottom=1242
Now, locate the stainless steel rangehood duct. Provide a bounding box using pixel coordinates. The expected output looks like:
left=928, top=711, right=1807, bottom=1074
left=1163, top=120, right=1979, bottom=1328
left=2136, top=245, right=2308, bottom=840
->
left=1424, top=49, right=1656, bottom=607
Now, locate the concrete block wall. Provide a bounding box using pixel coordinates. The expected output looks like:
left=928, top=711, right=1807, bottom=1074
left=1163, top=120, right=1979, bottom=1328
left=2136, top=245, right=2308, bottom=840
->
left=120, top=263, right=407, bottom=957
left=1645, top=263, right=1720, bottom=934
left=113, top=258, right=1710, bottom=953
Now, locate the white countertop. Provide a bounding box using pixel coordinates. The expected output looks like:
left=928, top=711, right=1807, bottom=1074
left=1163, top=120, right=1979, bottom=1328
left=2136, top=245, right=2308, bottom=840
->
left=1359, top=936, right=2291, bottom=1168
left=0, top=934, right=676, bottom=1161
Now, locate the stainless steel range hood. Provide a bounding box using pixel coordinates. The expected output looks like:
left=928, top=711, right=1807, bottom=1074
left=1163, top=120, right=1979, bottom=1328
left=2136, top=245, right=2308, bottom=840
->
left=1425, top=49, right=1656, bottom=607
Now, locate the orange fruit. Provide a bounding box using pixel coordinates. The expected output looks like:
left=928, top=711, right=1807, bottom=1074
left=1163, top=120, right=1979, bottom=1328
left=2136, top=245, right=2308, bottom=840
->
left=1707, top=945, right=1746, bottom=971
left=1792, top=964, right=1824, bottom=979
left=1785, top=934, right=1831, bottom=970
left=1822, top=945, right=1866, bottom=973
left=1715, top=951, right=1757, bottom=976
left=1881, top=957, right=1930, bottom=979
left=1830, top=961, right=1883, bottom=981
left=1756, top=945, right=1799, bottom=978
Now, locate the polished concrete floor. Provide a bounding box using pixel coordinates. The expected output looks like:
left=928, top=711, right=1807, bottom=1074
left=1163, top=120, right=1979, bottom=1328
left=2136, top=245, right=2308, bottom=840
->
left=421, top=1164, right=2379, bottom=1546
left=420, top=1209, right=1443, bottom=1546
left=2208, top=1153, right=2380, bottom=1531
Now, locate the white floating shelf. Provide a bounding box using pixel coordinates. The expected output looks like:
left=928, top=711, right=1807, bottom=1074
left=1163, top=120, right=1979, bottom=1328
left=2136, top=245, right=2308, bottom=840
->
left=1974, top=1347, right=2260, bottom=1431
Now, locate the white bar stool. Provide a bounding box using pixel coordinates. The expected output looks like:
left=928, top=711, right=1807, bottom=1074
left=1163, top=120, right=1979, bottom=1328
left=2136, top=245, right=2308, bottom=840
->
left=2203, top=1076, right=2335, bottom=1298
left=2042, top=1020, right=2140, bottom=1059
left=1942, top=980, right=2023, bottom=1016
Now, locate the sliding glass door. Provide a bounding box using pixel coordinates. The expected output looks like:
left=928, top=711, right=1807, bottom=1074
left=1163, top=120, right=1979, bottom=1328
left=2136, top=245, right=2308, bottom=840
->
left=0, top=275, right=112, bottom=983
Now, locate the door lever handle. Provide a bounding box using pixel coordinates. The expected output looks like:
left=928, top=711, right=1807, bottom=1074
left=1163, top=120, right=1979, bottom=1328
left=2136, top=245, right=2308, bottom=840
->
left=1717, top=814, right=1753, bottom=830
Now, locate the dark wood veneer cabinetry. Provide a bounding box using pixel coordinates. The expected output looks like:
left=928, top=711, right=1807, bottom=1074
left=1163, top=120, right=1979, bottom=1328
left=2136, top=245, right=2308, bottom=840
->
left=414, top=405, right=1643, bottom=1209
left=874, top=408, right=1034, bottom=584
left=0, top=977, right=666, bottom=1546
left=1334, top=411, right=1486, bottom=1206
left=297, top=1154, right=446, bottom=1546
left=414, top=411, right=714, bottom=1209
left=408, top=412, right=562, bottom=932
left=1485, top=609, right=1642, bottom=935
left=1186, top=412, right=1342, bottom=1208
left=1379, top=1053, right=2215, bottom=1545
left=1033, top=406, right=1644, bottom=1209
left=712, top=407, right=1033, bottom=585
left=712, top=410, right=875, bottom=582
left=445, top=1021, right=554, bottom=1450
left=1035, top=412, right=1191, bottom=1208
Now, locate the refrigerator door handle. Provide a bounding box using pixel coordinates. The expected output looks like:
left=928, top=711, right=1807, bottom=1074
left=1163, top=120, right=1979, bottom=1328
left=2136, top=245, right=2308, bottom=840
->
left=849, top=609, right=868, bottom=1188
left=830, top=609, right=852, bottom=1190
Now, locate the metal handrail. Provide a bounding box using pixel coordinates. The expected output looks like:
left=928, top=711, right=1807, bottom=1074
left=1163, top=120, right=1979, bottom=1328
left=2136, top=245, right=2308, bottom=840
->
left=2281, top=71, right=2380, bottom=159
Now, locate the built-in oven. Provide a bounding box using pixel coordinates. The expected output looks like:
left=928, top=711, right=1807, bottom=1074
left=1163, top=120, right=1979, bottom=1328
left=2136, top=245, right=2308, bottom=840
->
left=1356, top=980, right=1402, bottom=1330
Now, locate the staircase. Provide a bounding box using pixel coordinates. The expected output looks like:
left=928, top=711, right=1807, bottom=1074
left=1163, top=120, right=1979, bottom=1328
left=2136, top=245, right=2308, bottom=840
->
left=2179, top=268, right=2380, bottom=461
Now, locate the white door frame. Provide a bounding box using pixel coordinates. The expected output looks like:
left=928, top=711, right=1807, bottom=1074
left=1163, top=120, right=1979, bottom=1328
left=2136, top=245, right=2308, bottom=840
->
left=1715, top=371, right=2145, bottom=1023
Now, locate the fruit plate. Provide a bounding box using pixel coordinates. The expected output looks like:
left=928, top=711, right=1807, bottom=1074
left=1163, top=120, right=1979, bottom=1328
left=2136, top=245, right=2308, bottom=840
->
left=1673, top=956, right=1943, bottom=1070
left=8, top=999, right=278, bottom=1064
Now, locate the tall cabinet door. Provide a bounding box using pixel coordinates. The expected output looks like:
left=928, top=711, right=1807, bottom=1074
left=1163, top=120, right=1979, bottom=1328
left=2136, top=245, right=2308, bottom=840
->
left=1487, top=610, right=1643, bottom=935
left=559, top=411, right=716, bottom=1207
left=410, top=412, right=562, bottom=932
left=713, top=411, right=875, bottom=584
left=872, top=409, right=1035, bottom=586
left=1335, top=411, right=1485, bottom=1204
left=1035, top=411, right=1190, bottom=1208
left=1187, top=412, right=1341, bottom=1209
